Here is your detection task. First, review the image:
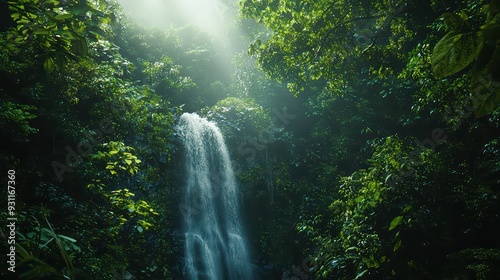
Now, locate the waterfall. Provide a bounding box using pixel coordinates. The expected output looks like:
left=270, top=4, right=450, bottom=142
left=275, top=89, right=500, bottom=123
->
left=178, top=113, right=254, bottom=280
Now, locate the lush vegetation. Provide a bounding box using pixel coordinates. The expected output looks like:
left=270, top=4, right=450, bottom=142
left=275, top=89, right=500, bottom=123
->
left=1, top=0, right=499, bottom=279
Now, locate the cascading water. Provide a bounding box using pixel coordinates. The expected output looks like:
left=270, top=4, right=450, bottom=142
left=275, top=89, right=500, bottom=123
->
left=178, top=113, right=254, bottom=280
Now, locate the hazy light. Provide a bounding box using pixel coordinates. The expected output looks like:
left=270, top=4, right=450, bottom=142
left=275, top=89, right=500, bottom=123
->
left=117, top=0, right=231, bottom=39
left=178, top=0, right=228, bottom=37
left=117, top=0, right=241, bottom=79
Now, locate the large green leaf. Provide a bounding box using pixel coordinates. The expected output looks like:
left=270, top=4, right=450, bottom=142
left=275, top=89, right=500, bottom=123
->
left=389, top=215, right=403, bottom=230
left=54, top=13, right=74, bottom=20
left=443, top=12, right=469, bottom=33
left=43, top=56, right=55, bottom=73
left=34, top=28, right=50, bottom=35
left=432, top=32, right=483, bottom=77
left=472, top=74, right=500, bottom=117
left=74, top=36, right=88, bottom=56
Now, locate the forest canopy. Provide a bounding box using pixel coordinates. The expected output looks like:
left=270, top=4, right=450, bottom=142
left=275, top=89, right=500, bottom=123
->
left=1, top=0, right=499, bottom=279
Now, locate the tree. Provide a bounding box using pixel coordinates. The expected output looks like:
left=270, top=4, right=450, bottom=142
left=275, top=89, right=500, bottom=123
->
left=5, top=0, right=114, bottom=72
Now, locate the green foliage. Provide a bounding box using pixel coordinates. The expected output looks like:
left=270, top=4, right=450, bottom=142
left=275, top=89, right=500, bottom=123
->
left=15, top=243, right=58, bottom=280
left=86, top=142, right=159, bottom=234
left=0, top=101, right=38, bottom=142
left=471, top=71, right=500, bottom=116
left=5, top=0, right=114, bottom=72
left=16, top=216, right=79, bottom=280
left=388, top=215, right=403, bottom=231
left=296, top=122, right=500, bottom=279
left=105, top=188, right=158, bottom=233
left=142, top=55, right=195, bottom=94
left=207, top=97, right=270, bottom=132
left=432, top=29, right=483, bottom=77
left=431, top=1, right=500, bottom=116
left=447, top=248, right=500, bottom=279
left=204, top=97, right=272, bottom=158
left=96, top=141, right=141, bottom=176
left=297, top=136, right=442, bottom=279
left=431, top=4, right=500, bottom=78
left=114, top=22, right=234, bottom=111
left=238, top=162, right=311, bottom=272
left=1, top=0, right=499, bottom=279
left=1, top=2, right=179, bottom=278
left=241, top=0, right=415, bottom=95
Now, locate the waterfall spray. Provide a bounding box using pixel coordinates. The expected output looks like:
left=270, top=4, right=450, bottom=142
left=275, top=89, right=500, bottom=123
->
left=178, top=113, right=253, bottom=280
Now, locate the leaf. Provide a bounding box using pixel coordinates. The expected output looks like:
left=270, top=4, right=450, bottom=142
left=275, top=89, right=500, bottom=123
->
left=53, top=53, right=67, bottom=70
left=480, top=22, right=500, bottom=42
left=74, top=37, right=88, bottom=56
left=355, top=196, right=364, bottom=203
left=393, top=239, right=402, bottom=251
left=384, top=174, right=392, bottom=183
left=432, top=32, right=483, bottom=77
left=56, top=234, right=77, bottom=243
left=347, top=246, right=359, bottom=252
left=55, top=13, right=74, bottom=20
left=43, top=56, right=54, bottom=73
left=54, top=29, right=75, bottom=40
left=136, top=225, right=143, bottom=233
left=442, top=13, right=469, bottom=33
left=34, top=28, right=50, bottom=35
left=471, top=74, right=500, bottom=117
left=355, top=269, right=368, bottom=279
left=389, top=215, right=403, bottom=230
left=70, top=7, right=86, bottom=16
left=11, top=12, right=21, bottom=21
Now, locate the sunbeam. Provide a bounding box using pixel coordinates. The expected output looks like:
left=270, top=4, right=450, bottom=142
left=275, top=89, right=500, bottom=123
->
left=117, top=0, right=231, bottom=39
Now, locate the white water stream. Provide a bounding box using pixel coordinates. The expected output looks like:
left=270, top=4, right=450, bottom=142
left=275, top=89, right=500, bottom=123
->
left=178, top=113, right=253, bottom=280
